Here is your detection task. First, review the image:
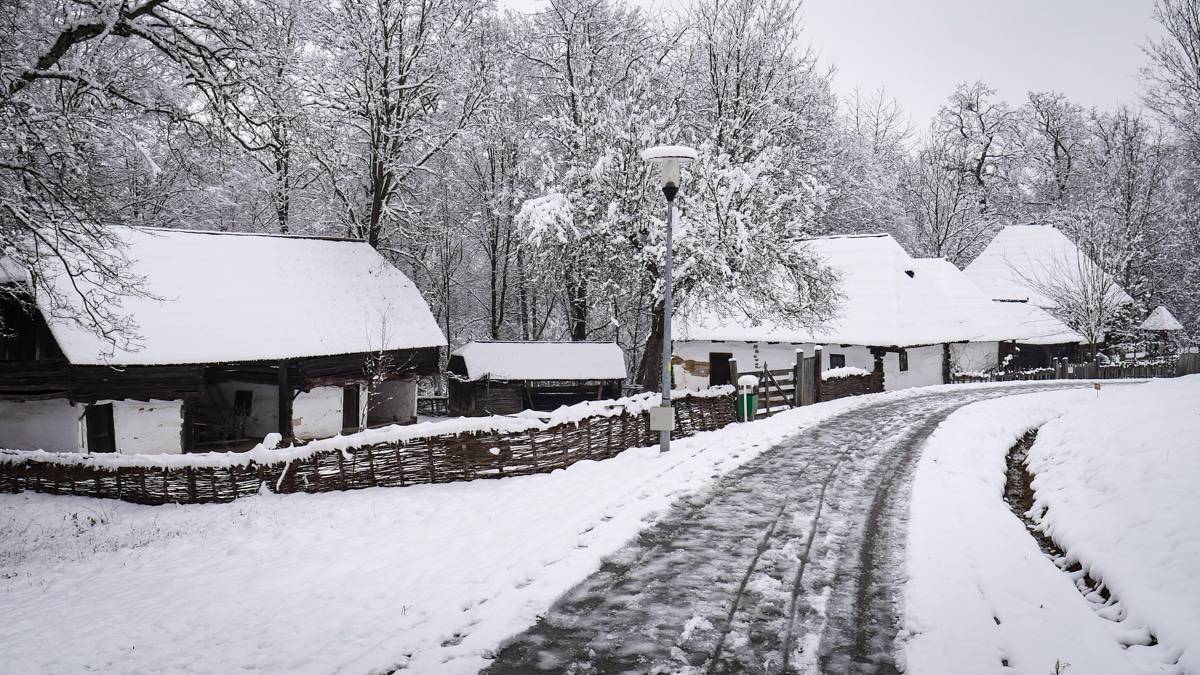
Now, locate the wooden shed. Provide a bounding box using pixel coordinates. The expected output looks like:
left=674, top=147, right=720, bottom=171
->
left=447, top=341, right=626, bottom=416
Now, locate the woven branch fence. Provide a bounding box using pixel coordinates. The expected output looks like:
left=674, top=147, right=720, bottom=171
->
left=0, top=392, right=736, bottom=506
left=952, top=354, right=1199, bottom=384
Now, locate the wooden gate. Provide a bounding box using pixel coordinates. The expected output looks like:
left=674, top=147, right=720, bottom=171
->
left=752, top=349, right=824, bottom=416
left=798, top=353, right=819, bottom=406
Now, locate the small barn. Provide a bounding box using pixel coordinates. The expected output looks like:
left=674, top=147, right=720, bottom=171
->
left=0, top=226, right=445, bottom=454
left=447, top=341, right=626, bottom=416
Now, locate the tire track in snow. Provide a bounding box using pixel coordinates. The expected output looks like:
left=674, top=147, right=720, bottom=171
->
left=483, top=384, right=1077, bottom=674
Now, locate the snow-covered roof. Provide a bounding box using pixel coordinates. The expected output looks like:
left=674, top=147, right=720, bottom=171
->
left=28, top=226, right=445, bottom=366
left=451, top=341, right=627, bottom=381
left=913, top=258, right=1085, bottom=345
left=1139, top=306, right=1184, bottom=331
left=963, top=225, right=1132, bottom=309
left=680, top=234, right=1005, bottom=348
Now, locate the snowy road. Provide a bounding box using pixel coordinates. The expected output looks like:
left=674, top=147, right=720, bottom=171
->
left=482, top=385, right=1075, bottom=674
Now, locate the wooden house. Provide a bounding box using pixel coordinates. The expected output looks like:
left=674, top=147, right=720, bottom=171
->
left=0, top=226, right=445, bottom=454
left=673, top=233, right=1078, bottom=390
left=447, top=341, right=626, bottom=416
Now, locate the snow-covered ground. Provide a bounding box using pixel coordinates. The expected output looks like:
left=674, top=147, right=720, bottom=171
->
left=0, top=383, right=998, bottom=674
left=903, top=376, right=1200, bottom=674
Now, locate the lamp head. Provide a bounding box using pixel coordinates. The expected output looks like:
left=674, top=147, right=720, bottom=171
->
left=641, top=145, right=697, bottom=201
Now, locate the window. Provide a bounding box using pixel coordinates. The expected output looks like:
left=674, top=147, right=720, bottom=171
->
left=829, top=353, right=846, bottom=369
left=899, top=350, right=909, bottom=372
left=233, top=390, right=253, bottom=415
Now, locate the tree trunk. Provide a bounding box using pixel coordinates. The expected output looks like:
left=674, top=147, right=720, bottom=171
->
left=637, top=302, right=665, bottom=392
left=566, top=271, right=588, bottom=341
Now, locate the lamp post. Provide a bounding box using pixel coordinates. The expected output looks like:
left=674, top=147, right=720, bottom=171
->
left=640, top=144, right=697, bottom=452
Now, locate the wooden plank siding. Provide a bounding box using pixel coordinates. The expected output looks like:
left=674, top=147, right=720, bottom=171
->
left=0, top=347, right=440, bottom=403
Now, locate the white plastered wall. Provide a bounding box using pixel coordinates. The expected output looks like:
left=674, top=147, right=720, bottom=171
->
left=292, top=386, right=344, bottom=440
left=368, top=378, right=417, bottom=425
left=0, top=399, right=84, bottom=452
left=881, top=344, right=945, bottom=391
left=111, top=399, right=183, bottom=454
left=673, top=341, right=876, bottom=390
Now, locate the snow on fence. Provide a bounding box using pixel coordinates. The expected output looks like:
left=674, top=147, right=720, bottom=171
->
left=0, top=388, right=736, bottom=506
left=951, top=354, right=1198, bottom=384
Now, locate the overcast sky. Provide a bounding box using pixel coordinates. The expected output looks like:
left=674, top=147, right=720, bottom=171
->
left=498, top=0, right=1162, bottom=130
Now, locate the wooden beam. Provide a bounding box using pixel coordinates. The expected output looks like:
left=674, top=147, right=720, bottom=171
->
left=278, top=359, right=293, bottom=439
left=181, top=399, right=196, bottom=453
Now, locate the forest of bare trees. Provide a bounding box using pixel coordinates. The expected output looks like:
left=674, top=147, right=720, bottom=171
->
left=3, top=0, right=1199, bottom=389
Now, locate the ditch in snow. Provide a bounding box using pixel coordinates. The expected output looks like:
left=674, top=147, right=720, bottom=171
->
left=1002, top=429, right=1161, bottom=655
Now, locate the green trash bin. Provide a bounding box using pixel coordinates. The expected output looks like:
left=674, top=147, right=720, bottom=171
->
left=737, top=391, right=757, bottom=421
left=736, top=375, right=760, bottom=421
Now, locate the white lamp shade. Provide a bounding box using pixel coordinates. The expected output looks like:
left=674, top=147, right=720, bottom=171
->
left=641, top=145, right=697, bottom=189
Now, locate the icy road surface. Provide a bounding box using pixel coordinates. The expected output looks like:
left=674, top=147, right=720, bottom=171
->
left=483, top=385, right=1077, bottom=674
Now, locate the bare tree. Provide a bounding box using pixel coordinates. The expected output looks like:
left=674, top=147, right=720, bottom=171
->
left=311, top=0, right=487, bottom=249
left=1144, top=0, right=1200, bottom=158
left=901, top=132, right=996, bottom=265
left=0, top=0, right=244, bottom=346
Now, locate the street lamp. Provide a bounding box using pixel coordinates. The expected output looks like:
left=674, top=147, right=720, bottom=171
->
left=641, top=144, right=697, bottom=452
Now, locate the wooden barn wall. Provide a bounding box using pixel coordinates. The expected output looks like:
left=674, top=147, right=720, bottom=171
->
left=0, top=347, right=440, bottom=403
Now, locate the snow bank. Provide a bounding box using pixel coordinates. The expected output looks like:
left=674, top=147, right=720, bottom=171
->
left=1027, top=375, right=1200, bottom=671
left=0, top=381, right=1052, bottom=674
left=0, top=386, right=735, bottom=470
left=821, top=365, right=870, bottom=380
left=903, top=379, right=1196, bottom=674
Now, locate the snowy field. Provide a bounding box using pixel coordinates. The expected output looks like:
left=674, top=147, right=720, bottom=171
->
left=0, top=383, right=1012, bottom=674
left=904, top=376, right=1200, bottom=674
left=3, top=379, right=1193, bottom=674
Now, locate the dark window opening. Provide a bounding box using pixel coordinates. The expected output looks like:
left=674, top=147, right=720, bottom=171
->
left=85, top=403, right=116, bottom=454
left=899, top=351, right=909, bottom=372
left=233, top=390, right=253, bottom=415
left=708, top=352, right=733, bottom=386
left=343, top=385, right=361, bottom=431
left=829, top=353, right=846, bottom=369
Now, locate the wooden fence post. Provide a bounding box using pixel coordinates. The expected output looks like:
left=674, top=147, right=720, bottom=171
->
left=760, top=363, right=770, bottom=417
left=793, top=350, right=804, bottom=406
left=813, top=345, right=823, bottom=404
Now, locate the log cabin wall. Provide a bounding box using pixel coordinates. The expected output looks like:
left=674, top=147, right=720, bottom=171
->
left=447, top=379, right=624, bottom=416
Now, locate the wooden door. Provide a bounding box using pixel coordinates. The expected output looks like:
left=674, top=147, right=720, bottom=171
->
left=85, top=403, right=116, bottom=453
left=709, top=352, right=733, bottom=386
left=342, top=385, right=361, bottom=431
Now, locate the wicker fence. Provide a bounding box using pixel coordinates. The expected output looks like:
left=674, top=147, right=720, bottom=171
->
left=952, top=353, right=1199, bottom=384
left=0, top=391, right=736, bottom=506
